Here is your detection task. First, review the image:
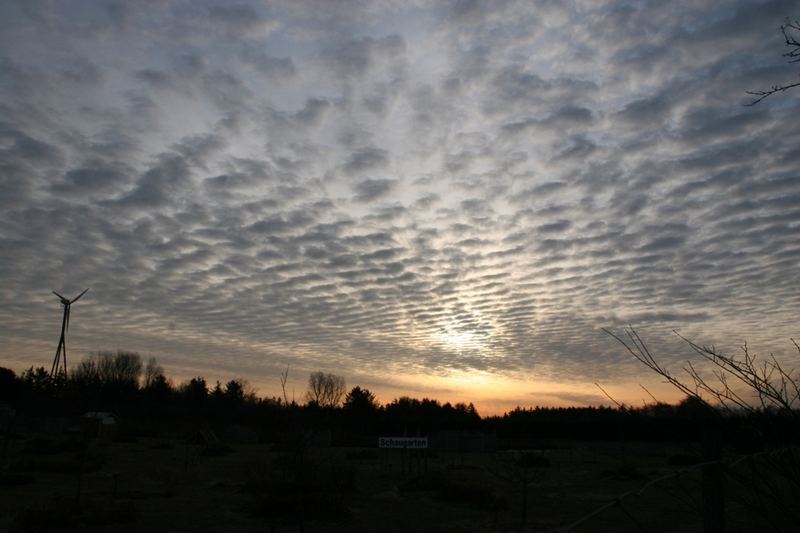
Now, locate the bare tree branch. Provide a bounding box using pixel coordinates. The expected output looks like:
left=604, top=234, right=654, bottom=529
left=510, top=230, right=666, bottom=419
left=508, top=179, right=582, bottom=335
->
left=605, top=326, right=800, bottom=418
left=640, top=384, right=660, bottom=404
left=595, top=382, right=623, bottom=408
left=745, top=19, right=800, bottom=105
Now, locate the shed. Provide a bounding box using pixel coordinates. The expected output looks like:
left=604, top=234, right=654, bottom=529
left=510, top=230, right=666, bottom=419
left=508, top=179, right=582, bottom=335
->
left=81, top=411, right=119, bottom=437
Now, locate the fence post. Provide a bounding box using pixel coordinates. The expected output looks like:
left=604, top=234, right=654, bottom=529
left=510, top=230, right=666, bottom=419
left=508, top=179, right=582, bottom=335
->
left=702, top=427, right=725, bottom=533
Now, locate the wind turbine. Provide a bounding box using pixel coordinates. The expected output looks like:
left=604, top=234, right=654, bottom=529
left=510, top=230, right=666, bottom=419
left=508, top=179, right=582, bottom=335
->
left=51, top=288, right=89, bottom=379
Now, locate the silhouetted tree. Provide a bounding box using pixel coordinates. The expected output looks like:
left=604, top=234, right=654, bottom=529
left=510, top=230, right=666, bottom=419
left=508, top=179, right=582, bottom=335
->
left=0, top=367, right=18, bottom=401
left=21, top=366, right=51, bottom=392
left=143, top=356, right=164, bottom=388
left=305, top=371, right=346, bottom=408
left=224, top=379, right=245, bottom=404
left=73, top=351, right=143, bottom=390
left=180, top=377, right=208, bottom=412
left=746, top=18, right=800, bottom=104
left=143, top=373, right=173, bottom=402
left=343, top=386, right=378, bottom=414
left=210, top=380, right=224, bottom=401
left=182, top=377, right=207, bottom=396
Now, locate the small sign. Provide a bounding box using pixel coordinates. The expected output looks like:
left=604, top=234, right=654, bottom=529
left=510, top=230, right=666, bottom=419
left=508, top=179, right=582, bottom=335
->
left=378, top=437, right=428, bottom=449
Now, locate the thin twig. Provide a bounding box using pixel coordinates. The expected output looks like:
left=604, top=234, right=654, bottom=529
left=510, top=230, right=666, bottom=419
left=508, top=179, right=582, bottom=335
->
left=595, top=382, right=623, bottom=409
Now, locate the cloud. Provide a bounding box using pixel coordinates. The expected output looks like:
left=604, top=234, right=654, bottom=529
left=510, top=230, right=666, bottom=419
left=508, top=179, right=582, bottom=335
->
left=134, top=69, right=174, bottom=90
left=353, top=178, right=397, bottom=202
left=0, top=0, right=798, bottom=412
left=207, top=4, right=278, bottom=36
left=52, top=163, right=130, bottom=196
left=293, top=98, right=331, bottom=127
left=240, top=51, right=296, bottom=79
left=343, top=147, right=389, bottom=175
left=112, top=154, right=192, bottom=208
left=320, top=34, right=405, bottom=78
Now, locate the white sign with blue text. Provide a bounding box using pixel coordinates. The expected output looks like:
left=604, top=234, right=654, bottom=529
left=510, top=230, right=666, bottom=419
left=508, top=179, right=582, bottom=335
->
left=378, top=437, right=428, bottom=449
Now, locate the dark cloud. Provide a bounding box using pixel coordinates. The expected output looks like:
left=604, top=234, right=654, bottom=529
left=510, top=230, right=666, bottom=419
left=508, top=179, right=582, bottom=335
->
left=553, top=135, right=597, bottom=161
left=207, top=4, right=275, bottom=35
left=174, top=53, right=206, bottom=78
left=60, top=56, right=102, bottom=85
left=241, top=51, right=296, bottom=79
left=320, top=34, right=405, bottom=78
left=134, top=69, right=174, bottom=90
left=52, top=163, right=130, bottom=196
left=203, top=172, right=258, bottom=192
left=537, top=220, right=571, bottom=234
left=112, top=154, right=192, bottom=208
left=353, top=178, right=397, bottom=202
left=343, top=147, right=389, bottom=175
left=614, top=93, right=673, bottom=125
left=489, top=66, right=598, bottom=111
left=293, top=98, right=331, bottom=126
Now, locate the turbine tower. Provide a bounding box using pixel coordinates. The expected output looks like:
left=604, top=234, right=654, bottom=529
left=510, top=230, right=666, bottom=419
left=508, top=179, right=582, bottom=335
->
left=51, top=288, right=89, bottom=379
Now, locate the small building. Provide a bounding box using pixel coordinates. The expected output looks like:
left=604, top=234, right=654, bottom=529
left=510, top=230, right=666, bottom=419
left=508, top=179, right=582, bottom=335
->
left=81, top=411, right=119, bottom=438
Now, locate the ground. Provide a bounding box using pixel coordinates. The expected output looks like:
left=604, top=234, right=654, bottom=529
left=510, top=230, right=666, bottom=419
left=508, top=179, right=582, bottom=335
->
left=0, top=428, right=784, bottom=532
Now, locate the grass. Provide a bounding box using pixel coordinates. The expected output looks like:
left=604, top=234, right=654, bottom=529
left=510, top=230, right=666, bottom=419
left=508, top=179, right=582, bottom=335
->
left=0, top=430, right=793, bottom=532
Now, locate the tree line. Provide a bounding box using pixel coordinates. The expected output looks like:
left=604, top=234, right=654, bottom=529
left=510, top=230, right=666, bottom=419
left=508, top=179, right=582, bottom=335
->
left=2, top=349, right=796, bottom=446
left=0, top=351, right=484, bottom=436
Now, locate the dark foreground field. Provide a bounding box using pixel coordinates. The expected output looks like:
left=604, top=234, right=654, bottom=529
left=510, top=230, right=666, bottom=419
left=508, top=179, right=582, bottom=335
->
left=2, top=428, right=791, bottom=533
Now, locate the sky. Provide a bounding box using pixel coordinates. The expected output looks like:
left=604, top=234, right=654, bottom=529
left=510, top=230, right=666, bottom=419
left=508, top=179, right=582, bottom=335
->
left=1, top=0, right=798, bottom=415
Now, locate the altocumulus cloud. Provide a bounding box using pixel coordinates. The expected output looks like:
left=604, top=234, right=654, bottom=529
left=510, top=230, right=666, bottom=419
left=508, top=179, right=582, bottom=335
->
left=0, top=0, right=798, bottom=409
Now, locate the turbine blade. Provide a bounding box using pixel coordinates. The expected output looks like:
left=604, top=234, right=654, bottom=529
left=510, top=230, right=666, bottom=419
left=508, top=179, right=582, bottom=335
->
left=53, top=290, right=67, bottom=301
left=71, top=288, right=89, bottom=303
left=65, top=307, right=70, bottom=334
